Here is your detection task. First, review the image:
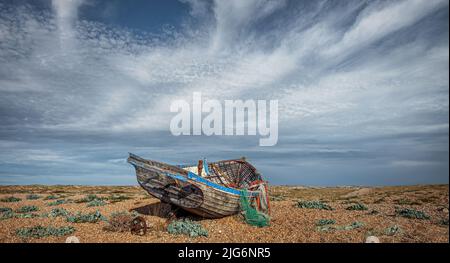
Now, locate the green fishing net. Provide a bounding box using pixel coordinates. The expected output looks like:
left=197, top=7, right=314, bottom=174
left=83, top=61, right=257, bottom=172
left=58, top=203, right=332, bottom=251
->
left=240, top=189, right=270, bottom=227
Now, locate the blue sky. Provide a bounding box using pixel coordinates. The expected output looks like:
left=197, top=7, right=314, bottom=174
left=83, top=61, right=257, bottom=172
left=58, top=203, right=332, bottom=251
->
left=0, top=0, right=448, bottom=186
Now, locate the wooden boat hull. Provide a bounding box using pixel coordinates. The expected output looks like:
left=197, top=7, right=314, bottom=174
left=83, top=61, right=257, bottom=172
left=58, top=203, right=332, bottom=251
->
left=128, top=154, right=252, bottom=218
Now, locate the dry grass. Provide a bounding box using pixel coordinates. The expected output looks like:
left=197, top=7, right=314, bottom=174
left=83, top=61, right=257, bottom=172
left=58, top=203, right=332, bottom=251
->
left=0, top=184, right=448, bottom=243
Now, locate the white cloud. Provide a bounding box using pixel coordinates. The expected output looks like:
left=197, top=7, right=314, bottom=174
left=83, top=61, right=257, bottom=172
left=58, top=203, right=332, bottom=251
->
left=52, top=0, right=84, bottom=49
left=0, top=0, right=447, bottom=136
left=210, top=0, right=287, bottom=52
left=323, top=0, right=447, bottom=59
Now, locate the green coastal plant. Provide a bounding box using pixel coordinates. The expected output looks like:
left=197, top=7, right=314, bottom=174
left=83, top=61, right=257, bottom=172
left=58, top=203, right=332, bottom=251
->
left=1, top=210, right=39, bottom=220
left=47, top=199, right=68, bottom=206
left=75, top=194, right=104, bottom=203
left=0, top=207, right=12, bottom=213
left=107, top=194, right=131, bottom=203
left=1, top=196, right=21, bottom=202
left=15, top=205, right=39, bottom=213
left=87, top=199, right=106, bottom=207
left=317, top=221, right=364, bottom=232
left=316, top=219, right=336, bottom=226
left=49, top=208, right=69, bottom=218
left=385, top=225, right=401, bottom=236
left=16, top=225, right=75, bottom=238
left=167, top=219, right=208, bottom=237
left=296, top=200, right=333, bottom=210
left=66, top=210, right=106, bottom=223
left=346, top=203, right=368, bottom=211
left=396, top=208, right=430, bottom=220
left=26, top=194, right=40, bottom=200
left=342, top=221, right=364, bottom=230
left=0, top=211, right=14, bottom=220
left=44, top=195, right=59, bottom=200
left=15, top=213, right=39, bottom=218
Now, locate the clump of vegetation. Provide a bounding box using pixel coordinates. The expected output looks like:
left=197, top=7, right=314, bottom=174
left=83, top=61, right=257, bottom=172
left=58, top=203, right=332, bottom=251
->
left=44, top=195, right=59, bottom=200
left=107, top=194, right=131, bottom=203
left=346, top=203, right=368, bottom=211
left=66, top=210, right=106, bottom=223
left=1, top=207, right=20, bottom=220
left=75, top=194, right=104, bottom=203
left=49, top=208, right=69, bottom=218
left=316, top=219, right=335, bottom=226
left=26, top=194, right=40, bottom=200
left=316, top=225, right=333, bottom=232
left=396, top=208, right=430, bottom=220
left=103, top=211, right=138, bottom=232
left=0, top=211, right=14, bottom=220
left=87, top=199, right=106, bottom=207
left=0, top=207, right=12, bottom=213
left=15, top=213, right=39, bottom=218
left=296, top=200, right=333, bottom=210
left=15, top=205, right=39, bottom=213
left=342, top=221, right=364, bottom=230
left=1, top=203, right=42, bottom=219
left=317, top=221, right=364, bottom=232
left=47, top=199, right=68, bottom=206
left=368, top=210, right=379, bottom=215
left=167, top=218, right=208, bottom=237
left=16, top=225, right=75, bottom=238
left=1, top=196, right=21, bottom=202
left=439, top=218, right=449, bottom=226
left=1, top=210, right=39, bottom=220
left=385, top=225, right=401, bottom=236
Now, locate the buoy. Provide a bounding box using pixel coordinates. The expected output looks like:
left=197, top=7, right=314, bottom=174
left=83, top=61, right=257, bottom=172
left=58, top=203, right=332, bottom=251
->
left=65, top=236, right=80, bottom=243
left=365, top=236, right=380, bottom=243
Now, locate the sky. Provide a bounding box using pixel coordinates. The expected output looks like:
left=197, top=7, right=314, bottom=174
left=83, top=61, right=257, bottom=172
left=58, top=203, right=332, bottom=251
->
left=0, top=0, right=448, bottom=186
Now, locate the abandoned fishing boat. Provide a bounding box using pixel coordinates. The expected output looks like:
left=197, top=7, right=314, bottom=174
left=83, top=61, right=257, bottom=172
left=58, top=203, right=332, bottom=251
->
left=127, top=153, right=270, bottom=219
